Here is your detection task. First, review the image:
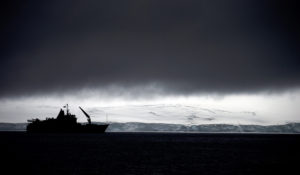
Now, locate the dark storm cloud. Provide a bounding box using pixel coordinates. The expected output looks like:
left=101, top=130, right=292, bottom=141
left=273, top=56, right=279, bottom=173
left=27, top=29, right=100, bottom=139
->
left=1, top=0, right=300, bottom=97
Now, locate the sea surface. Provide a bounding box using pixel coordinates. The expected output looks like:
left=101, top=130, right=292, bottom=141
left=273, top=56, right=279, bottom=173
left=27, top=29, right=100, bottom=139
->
left=1, top=132, right=300, bottom=175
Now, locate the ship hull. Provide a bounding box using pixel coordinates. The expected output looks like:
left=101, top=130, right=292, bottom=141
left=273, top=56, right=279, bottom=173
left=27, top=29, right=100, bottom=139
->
left=79, top=124, right=109, bottom=133
left=27, top=123, right=109, bottom=133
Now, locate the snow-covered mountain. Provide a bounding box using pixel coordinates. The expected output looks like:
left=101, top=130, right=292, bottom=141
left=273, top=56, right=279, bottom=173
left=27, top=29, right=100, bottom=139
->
left=85, top=104, right=265, bottom=125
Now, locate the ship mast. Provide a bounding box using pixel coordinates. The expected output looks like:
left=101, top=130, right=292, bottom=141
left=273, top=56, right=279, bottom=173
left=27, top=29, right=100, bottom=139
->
left=67, top=104, right=69, bottom=115
left=64, top=104, right=70, bottom=115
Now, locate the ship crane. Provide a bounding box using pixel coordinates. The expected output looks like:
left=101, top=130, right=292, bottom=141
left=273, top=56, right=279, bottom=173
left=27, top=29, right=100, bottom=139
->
left=79, top=106, right=91, bottom=124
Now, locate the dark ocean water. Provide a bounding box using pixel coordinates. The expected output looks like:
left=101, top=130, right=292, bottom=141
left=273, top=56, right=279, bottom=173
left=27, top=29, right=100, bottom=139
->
left=1, top=132, right=300, bottom=175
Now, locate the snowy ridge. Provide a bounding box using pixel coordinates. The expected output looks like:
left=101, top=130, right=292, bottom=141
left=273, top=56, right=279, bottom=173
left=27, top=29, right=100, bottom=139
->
left=105, top=122, right=300, bottom=133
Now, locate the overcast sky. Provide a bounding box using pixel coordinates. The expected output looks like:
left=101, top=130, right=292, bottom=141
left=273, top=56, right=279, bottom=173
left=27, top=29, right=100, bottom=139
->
left=1, top=0, right=300, bottom=124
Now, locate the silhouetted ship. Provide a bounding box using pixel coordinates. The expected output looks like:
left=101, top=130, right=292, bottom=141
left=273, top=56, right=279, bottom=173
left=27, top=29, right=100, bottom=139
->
left=27, top=104, right=109, bottom=133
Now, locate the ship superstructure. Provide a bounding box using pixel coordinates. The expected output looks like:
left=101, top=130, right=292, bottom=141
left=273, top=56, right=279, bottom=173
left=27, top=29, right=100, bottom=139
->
left=27, top=104, right=109, bottom=133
